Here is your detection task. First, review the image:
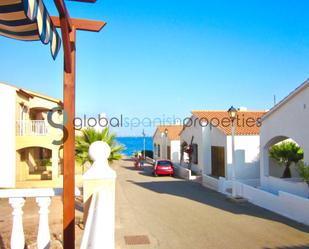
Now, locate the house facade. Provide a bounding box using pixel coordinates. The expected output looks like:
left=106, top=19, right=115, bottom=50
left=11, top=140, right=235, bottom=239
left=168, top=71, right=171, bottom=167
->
left=180, top=110, right=266, bottom=183
left=153, top=125, right=183, bottom=163
left=0, top=82, right=63, bottom=188
left=260, top=80, right=309, bottom=197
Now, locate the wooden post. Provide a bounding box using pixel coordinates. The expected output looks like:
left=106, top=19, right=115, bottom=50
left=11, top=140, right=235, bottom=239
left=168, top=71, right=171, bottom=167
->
left=63, top=26, right=76, bottom=249
left=51, top=10, right=106, bottom=249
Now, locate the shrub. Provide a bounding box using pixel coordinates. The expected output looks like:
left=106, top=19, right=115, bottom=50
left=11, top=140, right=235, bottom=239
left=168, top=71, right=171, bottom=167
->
left=297, top=161, right=309, bottom=187
left=269, top=141, right=304, bottom=178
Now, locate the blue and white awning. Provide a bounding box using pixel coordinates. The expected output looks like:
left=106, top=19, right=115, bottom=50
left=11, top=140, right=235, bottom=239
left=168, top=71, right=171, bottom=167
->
left=0, top=0, right=61, bottom=59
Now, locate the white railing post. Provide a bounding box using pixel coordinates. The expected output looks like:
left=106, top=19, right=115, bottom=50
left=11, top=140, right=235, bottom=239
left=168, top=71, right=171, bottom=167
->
left=36, top=197, right=51, bottom=249
left=9, top=197, right=25, bottom=249
left=82, top=141, right=116, bottom=249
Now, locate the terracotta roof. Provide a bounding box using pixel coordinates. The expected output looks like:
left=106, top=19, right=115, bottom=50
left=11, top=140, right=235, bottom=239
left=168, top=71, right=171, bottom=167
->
left=155, top=125, right=183, bottom=140
left=191, top=110, right=266, bottom=135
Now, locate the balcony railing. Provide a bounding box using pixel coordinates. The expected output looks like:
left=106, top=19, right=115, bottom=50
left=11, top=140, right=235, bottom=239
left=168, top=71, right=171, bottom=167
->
left=16, top=120, right=49, bottom=136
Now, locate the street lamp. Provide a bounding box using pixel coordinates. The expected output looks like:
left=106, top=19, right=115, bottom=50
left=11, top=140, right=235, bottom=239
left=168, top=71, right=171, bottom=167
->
left=164, top=128, right=168, bottom=159
left=228, top=106, right=238, bottom=121
left=228, top=106, right=238, bottom=197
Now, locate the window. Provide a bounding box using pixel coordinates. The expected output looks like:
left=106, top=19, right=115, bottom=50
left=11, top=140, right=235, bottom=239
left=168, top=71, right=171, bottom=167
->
left=192, top=144, right=198, bottom=164
left=158, top=145, right=161, bottom=157
left=157, top=160, right=173, bottom=166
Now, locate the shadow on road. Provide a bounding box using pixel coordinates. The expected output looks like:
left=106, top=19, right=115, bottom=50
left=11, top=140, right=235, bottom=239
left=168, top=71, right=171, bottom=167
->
left=129, top=178, right=309, bottom=233
left=122, top=166, right=144, bottom=172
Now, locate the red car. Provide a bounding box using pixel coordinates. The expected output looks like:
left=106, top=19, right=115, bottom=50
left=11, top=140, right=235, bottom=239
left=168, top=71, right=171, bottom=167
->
left=153, top=160, right=174, bottom=176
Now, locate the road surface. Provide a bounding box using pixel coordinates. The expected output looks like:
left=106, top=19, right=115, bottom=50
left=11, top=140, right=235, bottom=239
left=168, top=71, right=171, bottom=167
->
left=115, top=159, right=309, bottom=249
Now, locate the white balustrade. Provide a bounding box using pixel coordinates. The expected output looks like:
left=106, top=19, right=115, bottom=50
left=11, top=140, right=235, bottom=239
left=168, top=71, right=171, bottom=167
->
left=36, top=197, right=51, bottom=249
left=0, top=188, right=81, bottom=249
left=16, top=120, right=49, bottom=136
left=9, top=197, right=25, bottom=249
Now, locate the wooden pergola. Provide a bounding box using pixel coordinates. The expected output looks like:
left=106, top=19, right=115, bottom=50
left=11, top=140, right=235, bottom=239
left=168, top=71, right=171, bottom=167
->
left=0, top=0, right=105, bottom=247
left=52, top=1, right=105, bottom=248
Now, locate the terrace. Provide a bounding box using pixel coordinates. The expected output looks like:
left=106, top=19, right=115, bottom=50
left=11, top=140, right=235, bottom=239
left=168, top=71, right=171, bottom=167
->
left=0, top=142, right=116, bottom=249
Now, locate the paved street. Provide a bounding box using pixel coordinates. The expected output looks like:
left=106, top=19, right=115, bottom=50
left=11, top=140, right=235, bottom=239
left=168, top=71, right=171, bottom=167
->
left=115, top=159, right=309, bottom=249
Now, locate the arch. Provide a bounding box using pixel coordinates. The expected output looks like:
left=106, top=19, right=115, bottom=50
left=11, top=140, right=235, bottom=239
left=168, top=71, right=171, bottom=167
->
left=263, top=135, right=289, bottom=149
left=16, top=146, right=54, bottom=181
left=17, top=145, right=54, bottom=152
left=16, top=141, right=55, bottom=151
left=261, top=135, right=304, bottom=178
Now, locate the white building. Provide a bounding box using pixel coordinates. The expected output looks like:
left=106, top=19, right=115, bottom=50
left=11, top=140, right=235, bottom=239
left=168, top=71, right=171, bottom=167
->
left=260, top=80, right=309, bottom=197
left=0, top=82, right=63, bottom=188
left=153, top=125, right=183, bottom=163
left=180, top=110, right=266, bottom=186
left=231, top=80, right=309, bottom=226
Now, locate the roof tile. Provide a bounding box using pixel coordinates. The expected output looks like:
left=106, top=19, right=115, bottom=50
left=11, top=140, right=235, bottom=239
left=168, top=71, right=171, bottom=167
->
left=156, top=125, right=183, bottom=140
left=191, top=110, right=266, bottom=135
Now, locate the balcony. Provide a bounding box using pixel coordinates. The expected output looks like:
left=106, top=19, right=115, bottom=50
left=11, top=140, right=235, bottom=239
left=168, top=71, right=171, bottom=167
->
left=16, top=120, right=49, bottom=136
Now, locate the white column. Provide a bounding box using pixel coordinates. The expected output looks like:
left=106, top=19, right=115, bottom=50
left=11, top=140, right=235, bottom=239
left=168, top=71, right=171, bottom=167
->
left=36, top=197, right=51, bottom=249
left=9, top=197, right=25, bottom=249
left=81, top=141, right=116, bottom=249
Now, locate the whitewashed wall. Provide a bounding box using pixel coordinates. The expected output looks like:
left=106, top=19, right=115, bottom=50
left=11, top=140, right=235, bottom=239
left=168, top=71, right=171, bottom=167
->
left=0, top=84, right=16, bottom=187
left=180, top=119, right=203, bottom=173
left=153, top=131, right=181, bottom=162
left=153, top=131, right=163, bottom=160
left=260, top=83, right=309, bottom=195
left=261, top=176, right=309, bottom=198
left=171, top=140, right=180, bottom=163
left=182, top=120, right=260, bottom=180
left=206, top=126, right=227, bottom=175
left=235, top=181, right=309, bottom=226
left=261, top=84, right=309, bottom=177
left=226, top=135, right=260, bottom=180
left=153, top=131, right=166, bottom=160
left=203, top=126, right=260, bottom=180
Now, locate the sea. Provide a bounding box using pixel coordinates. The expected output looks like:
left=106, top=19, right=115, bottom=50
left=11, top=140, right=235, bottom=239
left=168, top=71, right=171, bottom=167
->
left=116, top=137, right=153, bottom=156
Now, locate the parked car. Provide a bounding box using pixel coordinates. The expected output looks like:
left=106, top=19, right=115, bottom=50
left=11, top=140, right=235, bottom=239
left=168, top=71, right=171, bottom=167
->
left=153, top=160, right=174, bottom=176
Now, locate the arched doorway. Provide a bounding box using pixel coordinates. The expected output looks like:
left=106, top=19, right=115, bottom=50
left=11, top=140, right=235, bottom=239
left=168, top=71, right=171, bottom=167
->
left=262, top=136, right=304, bottom=179
left=17, top=146, right=54, bottom=181
left=261, top=135, right=308, bottom=197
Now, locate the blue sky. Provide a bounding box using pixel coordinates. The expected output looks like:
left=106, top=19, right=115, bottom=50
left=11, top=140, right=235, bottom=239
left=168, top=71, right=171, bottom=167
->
left=1, top=0, right=309, bottom=136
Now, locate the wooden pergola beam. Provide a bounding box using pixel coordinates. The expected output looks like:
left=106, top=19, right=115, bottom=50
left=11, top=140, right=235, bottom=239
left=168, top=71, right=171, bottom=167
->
left=54, top=0, right=72, bottom=30
left=53, top=0, right=73, bottom=72
left=51, top=16, right=106, bottom=32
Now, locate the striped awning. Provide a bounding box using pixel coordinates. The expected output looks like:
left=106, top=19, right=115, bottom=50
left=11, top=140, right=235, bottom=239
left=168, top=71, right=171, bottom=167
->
left=0, top=0, right=61, bottom=59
